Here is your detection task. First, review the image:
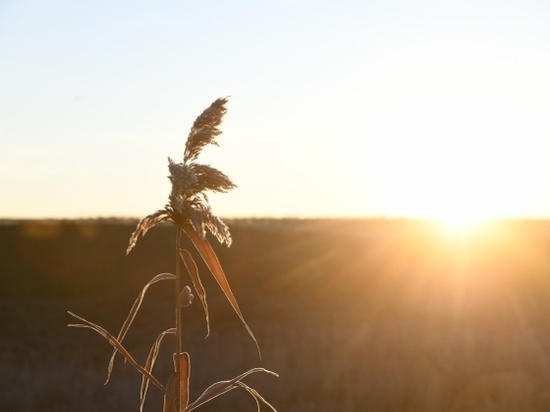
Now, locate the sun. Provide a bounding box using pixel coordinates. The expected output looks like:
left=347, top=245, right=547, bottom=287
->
left=421, top=190, right=499, bottom=235
left=432, top=210, right=489, bottom=235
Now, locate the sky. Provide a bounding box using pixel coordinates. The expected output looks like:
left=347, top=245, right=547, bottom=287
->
left=1, top=0, right=550, bottom=220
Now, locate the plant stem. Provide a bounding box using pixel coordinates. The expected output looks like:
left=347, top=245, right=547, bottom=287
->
left=175, top=226, right=183, bottom=411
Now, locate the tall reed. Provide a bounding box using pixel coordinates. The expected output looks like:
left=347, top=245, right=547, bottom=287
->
left=68, top=98, right=277, bottom=412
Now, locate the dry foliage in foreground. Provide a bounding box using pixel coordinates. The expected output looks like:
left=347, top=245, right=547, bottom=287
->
left=68, top=98, right=277, bottom=412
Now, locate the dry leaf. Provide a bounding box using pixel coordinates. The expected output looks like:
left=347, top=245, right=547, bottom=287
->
left=179, top=248, right=210, bottom=336
left=182, top=224, right=261, bottom=358
left=67, top=311, right=165, bottom=392
left=107, top=272, right=176, bottom=384
left=140, top=328, right=176, bottom=412
left=184, top=368, right=278, bottom=412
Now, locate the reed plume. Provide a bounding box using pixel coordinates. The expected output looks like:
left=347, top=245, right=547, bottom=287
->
left=127, top=97, right=235, bottom=253
left=69, top=97, right=276, bottom=412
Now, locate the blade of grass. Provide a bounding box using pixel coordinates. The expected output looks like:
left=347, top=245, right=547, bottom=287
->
left=107, top=272, right=176, bottom=384
left=67, top=311, right=165, bottom=392
left=182, top=223, right=261, bottom=358
left=236, top=381, right=278, bottom=412
left=179, top=248, right=210, bottom=337
left=184, top=368, right=278, bottom=412
left=140, top=328, right=176, bottom=412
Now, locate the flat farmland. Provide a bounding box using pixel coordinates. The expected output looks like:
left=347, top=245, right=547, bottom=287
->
left=2, top=218, right=550, bottom=411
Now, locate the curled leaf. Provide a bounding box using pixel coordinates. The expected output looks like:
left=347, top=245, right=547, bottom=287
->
left=175, top=352, right=191, bottom=410
left=163, top=372, right=177, bottom=412
left=179, top=285, right=194, bottom=308
left=162, top=353, right=191, bottom=412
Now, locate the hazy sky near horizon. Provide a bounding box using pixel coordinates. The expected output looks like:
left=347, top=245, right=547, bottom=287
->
left=1, top=0, right=550, bottom=220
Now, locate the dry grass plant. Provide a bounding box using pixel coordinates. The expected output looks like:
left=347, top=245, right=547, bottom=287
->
left=68, top=98, right=277, bottom=412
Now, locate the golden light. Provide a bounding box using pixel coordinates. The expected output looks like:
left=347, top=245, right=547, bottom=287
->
left=433, top=213, right=486, bottom=236
left=360, top=89, right=548, bottom=224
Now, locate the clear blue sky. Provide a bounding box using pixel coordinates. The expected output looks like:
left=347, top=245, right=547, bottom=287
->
left=1, top=0, right=550, bottom=220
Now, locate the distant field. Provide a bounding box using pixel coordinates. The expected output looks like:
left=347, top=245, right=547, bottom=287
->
left=2, top=218, right=550, bottom=411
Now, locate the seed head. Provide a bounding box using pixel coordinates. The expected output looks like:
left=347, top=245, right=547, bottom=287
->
left=127, top=98, right=235, bottom=254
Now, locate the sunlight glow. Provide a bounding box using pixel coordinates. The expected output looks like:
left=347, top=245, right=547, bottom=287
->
left=361, top=86, right=549, bottom=222
left=433, top=214, right=491, bottom=238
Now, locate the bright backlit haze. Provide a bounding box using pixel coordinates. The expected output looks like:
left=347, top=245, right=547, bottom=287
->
left=1, top=0, right=550, bottom=221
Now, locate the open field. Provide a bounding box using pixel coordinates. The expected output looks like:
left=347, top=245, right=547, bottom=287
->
left=2, top=218, right=550, bottom=411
